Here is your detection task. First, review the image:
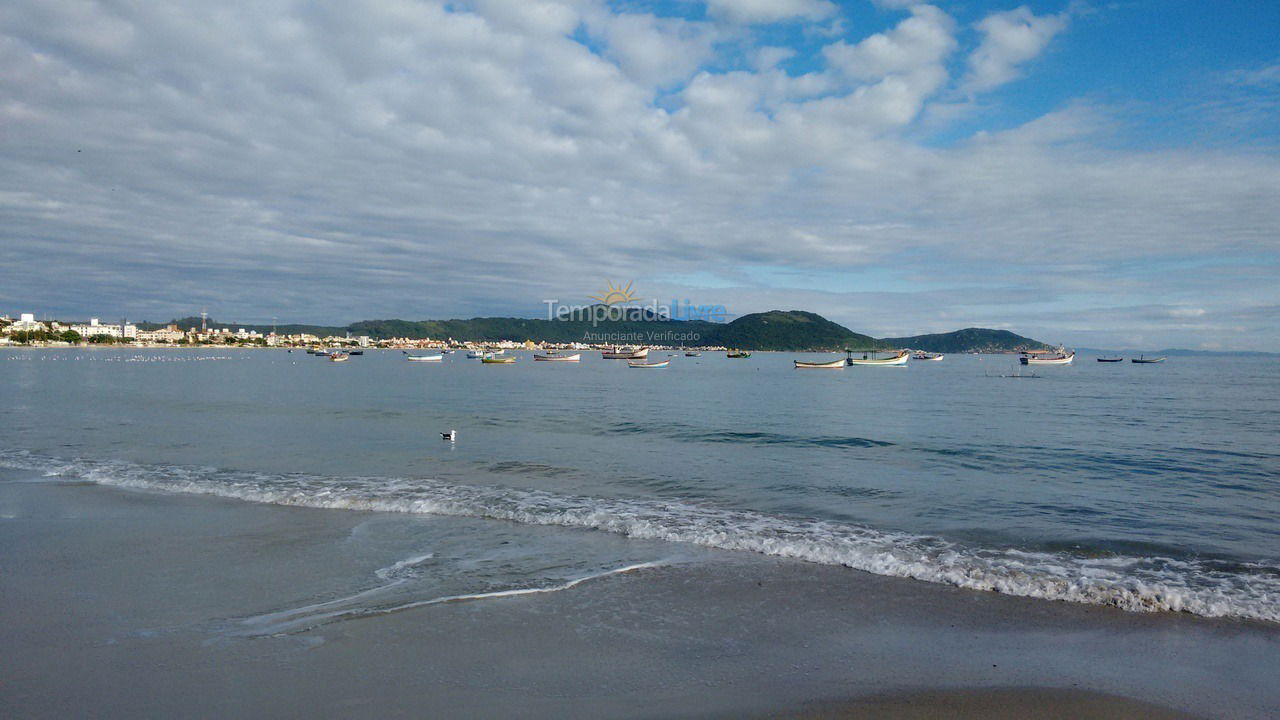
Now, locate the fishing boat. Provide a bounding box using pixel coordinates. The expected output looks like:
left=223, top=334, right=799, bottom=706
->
left=1097, top=357, right=1124, bottom=363
left=1131, top=355, right=1165, bottom=364
left=794, top=358, right=845, bottom=369
left=407, top=354, right=443, bottom=362
left=684, top=351, right=701, bottom=357
left=912, top=351, right=944, bottom=361
left=534, top=352, right=580, bottom=362
left=466, top=350, right=485, bottom=359
left=481, top=355, right=516, bottom=364
left=347, top=350, right=363, bottom=356
left=628, top=359, right=669, bottom=368
left=847, top=349, right=909, bottom=366
left=328, top=352, right=349, bottom=362
left=602, top=346, right=649, bottom=360
left=1020, top=350, right=1074, bottom=365
left=726, top=350, right=751, bottom=359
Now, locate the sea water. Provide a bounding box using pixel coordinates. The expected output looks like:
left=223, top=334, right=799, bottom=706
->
left=2, top=347, right=1277, bottom=626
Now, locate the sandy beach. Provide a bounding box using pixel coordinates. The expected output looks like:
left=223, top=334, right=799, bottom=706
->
left=3, top=475, right=1276, bottom=719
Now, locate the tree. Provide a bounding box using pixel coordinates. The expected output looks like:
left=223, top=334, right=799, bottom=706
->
left=61, top=330, right=82, bottom=343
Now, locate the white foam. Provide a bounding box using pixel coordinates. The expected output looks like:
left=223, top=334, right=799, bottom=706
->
left=3, top=450, right=1278, bottom=624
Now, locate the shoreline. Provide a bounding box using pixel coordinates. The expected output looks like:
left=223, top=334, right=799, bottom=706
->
left=3, top=475, right=1277, bottom=718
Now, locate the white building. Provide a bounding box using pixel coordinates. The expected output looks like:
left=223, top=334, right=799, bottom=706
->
left=69, top=318, right=137, bottom=339
left=11, top=313, right=45, bottom=332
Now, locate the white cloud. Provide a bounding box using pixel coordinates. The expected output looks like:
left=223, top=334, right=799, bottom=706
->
left=823, top=5, right=957, bottom=82
left=0, top=0, right=1277, bottom=349
left=964, top=5, right=1070, bottom=93
left=703, top=0, right=836, bottom=25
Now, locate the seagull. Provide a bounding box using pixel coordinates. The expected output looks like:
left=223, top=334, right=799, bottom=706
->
left=441, top=430, right=456, bottom=441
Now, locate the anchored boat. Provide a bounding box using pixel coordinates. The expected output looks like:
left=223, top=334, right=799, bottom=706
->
left=1020, top=350, right=1074, bottom=365
left=847, top=349, right=909, bottom=366
left=794, top=358, right=845, bottom=369
left=602, top=346, right=649, bottom=360
left=534, top=352, right=581, bottom=362
left=1097, top=357, right=1124, bottom=363
left=628, top=359, right=669, bottom=368
left=407, top=354, right=443, bottom=362
left=726, top=350, right=751, bottom=359
left=912, top=351, right=944, bottom=361
left=1131, top=355, right=1166, bottom=364
left=481, top=355, right=517, bottom=364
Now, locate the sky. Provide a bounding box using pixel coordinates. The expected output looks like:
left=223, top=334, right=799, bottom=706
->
left=2, top=0, right=1278, bottom=350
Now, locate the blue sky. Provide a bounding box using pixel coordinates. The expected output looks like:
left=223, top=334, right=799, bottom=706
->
left=1, top=0, right=1277, bottom=349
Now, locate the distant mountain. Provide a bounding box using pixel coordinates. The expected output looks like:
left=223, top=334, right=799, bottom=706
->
left=880, top=328, right=1053, bottom=353
left=1077, top=347, right=1279, bottom=358
left=140, top=313, right=1055, bottom=353
left=712, top=311, right=891, bottom=351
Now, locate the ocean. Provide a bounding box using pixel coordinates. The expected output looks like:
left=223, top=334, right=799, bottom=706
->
left=3, top=346, right=1276, bottom=629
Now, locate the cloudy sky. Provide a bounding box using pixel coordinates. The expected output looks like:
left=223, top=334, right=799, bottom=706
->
left=2, top=0, right=1277, bottom=349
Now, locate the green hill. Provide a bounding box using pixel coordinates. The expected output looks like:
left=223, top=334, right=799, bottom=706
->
left=879, top=328, right=1053, bottom=353
left=710, top=311, right=891, bottom=351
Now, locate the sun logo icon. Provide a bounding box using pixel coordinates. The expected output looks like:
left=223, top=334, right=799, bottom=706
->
left=590, top=280, right=639, bottom=306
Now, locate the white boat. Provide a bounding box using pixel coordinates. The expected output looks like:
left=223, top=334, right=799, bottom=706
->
left=794, top=358, right=845, bottom=369
left=481, top=355, right=517, bottom=364
left=602, top=346, right=649, bottom=360
left=627, top=359, right=668, bottom=368
left=534, top=352, right=580, bottom=362
left=1021, top=350, right=1074, bottom=365
left=466, top=350, right=485, bottom=359
left=912, top=351, right=944, bottom=361
left=407, top=354, right=443, bottom=362
left=1131, top=355, right=1165, bottom=364
left=847, top=349, right=909, bottom=366
left=329, top=352, right=349, bottom=362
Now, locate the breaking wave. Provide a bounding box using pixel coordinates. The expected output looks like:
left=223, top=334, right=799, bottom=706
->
left=3, top=449, right=1277, bottom=623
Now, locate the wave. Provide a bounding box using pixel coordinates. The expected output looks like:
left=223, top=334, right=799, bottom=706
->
left=3, top=450, right=1277, bottom=623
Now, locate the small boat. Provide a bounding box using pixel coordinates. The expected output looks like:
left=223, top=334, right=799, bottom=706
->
left=407, top=354, right=443, bottom=362
left=1131, top=355, right=1165, bottom=364
left=481, top=355, right=517, bottom=364
left=1097, top=357, right=1124, bottom=363
left=441, top=349, right=455, bottom=355
left=684, top=352, right=701, bottom=357
left=441, top=429, right=456, bottom=441
left=1020, top=350, right=1074, bottom=365
left=466, top=350, right=485, bottom=359
left=602, top=346, right=649, bottom=360
left=534, top=352, right=580, bottom=362
left=794, top=358, right=845, bottom=369
left=726, top=350, right=751, bottom=359
left=329, top=352, right=349, bottom=362
left=628, top=359, right=669, bottom=368
left=912, top=351, right=944, bottom=361
left=847, top=349, right=909, bottom=366
left=347, top=350, right=364, bottom=356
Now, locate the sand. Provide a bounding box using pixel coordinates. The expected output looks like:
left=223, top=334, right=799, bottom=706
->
left=2, top=476, right=1276, bottom=718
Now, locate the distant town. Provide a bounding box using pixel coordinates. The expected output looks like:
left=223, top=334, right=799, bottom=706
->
left=0, top=312, right=493, bottom=350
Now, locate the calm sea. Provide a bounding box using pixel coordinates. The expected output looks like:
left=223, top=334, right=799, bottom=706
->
left=2, top=347, right=1277, bottom=627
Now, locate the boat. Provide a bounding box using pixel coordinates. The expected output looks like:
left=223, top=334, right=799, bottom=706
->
left=1020, top=349, right=1074, bottom=365
left=329, top=352, right=349, bottom=362
left=466, top=350, right=485, bottom=359
left=794, top=358, right=845, bottom=369
left=481, top=355, right=517, bottom=364
left=1097, top=357, right=1124, bottom=363
left=628, top=359, right=669, bottom=368
left=847, top=349, right=909, bottom=366
left=1131, top=355, right=1166, bottom=364
left=407, top=354, right=443, bottom=362
left=726, top=350, right=751, bottom=358
left=534, top=352, right=581, bottom=362
left=912, top=351, right=944, bottom=361
left=441, top=349, right=455, bottom=355
left=684, top=352, right=701, bottom=357
left=347, top=350, right=364, bottom=356
left=602, top=346, right=649, bottom=360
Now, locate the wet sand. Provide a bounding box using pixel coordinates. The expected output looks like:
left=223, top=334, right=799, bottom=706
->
left=2, top=477, right=1276, bottom=718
